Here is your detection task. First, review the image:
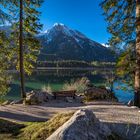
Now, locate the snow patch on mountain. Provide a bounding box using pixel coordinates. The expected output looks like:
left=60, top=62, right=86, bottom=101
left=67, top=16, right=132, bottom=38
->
left=102, top=43, right=110, bottom=48
left=53, top=23, right=64, bottom=27
left=39, top=23, right=91, bottom=47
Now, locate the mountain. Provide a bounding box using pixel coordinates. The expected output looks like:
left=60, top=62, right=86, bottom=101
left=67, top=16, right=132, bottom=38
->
left=0, top=24, right=116, bottom=62
left=37, top=23, right=116, bottom=62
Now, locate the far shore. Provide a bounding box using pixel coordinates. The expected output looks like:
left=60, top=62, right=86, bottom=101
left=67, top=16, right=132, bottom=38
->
left=36, top=67, right=114, bottom=70
left=7, top=66, right=115, bottom=73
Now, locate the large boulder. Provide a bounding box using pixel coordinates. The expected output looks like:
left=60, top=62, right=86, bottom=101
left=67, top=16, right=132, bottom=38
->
left=25, top=91, right=51, bottom=105
left=46, top=109, right=113, bottom=140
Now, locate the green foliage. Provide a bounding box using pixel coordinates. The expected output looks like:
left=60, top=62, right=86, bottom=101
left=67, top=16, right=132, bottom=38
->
left=0, top=1, right=16, bottom=97
left=100, top=0, right=136, bottom=49
left=116, top=48, right=135, bottom=77
left=0, top=31, right=13, bottom=96
left=100, top=0, right=136, bottom=86
left=8, top=0, right=43, bottom=75
left=0, top=0, right=43, bottom=97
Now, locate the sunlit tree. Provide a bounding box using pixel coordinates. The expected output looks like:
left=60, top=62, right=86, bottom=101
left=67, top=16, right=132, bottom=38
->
left=101, top=0, right=140, bottom=107
left=0, top=0, right=43, bottom=98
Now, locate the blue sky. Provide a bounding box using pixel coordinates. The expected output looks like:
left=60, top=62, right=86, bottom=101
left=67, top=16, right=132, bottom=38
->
left=39, top=0, right=110, bottom=45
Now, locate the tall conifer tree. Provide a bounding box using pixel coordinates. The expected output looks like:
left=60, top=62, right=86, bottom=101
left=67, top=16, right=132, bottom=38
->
left=0, top=0, right=43, bottom=99
left=101, top=0, right=140, bottom=107
left=10, top=0, right=43, bottom=98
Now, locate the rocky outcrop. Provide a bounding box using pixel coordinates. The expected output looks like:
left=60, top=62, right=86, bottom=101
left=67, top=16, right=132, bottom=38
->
left=25, top=91, right=53, bottom=105
left=46, top=109, right=113, bottom=140
left=84, top=86, right=118, bottom=101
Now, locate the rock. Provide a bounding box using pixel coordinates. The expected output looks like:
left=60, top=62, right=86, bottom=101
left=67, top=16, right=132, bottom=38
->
left=10, top=99, right=23, bottom=105
left=75, top=95, right=84, bottom=103
left=47, top=92, right=54, bottom=100
left=46, top=109, right=112, bottom=140
left=84, top=86, right=117, bottom=101
left=127, top=100, right=134, bottom=107
left=25, top=91, right=50, bottom=105
left=65, top=97, right=73, bottom=103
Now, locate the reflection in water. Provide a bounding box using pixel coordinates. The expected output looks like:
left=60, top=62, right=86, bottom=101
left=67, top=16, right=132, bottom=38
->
left=7, top=68, right=134, bottom=103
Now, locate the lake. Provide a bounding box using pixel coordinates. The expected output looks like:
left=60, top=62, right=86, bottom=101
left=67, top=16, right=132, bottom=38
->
left=6, top=68, right=134, bottom=103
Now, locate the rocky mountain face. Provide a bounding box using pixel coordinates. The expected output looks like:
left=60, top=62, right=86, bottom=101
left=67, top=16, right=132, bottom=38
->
left=37, top=23, right=116, bottom=62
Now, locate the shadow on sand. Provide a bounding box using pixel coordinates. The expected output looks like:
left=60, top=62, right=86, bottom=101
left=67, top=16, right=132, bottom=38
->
left=0, top=111, right=48, bottom=122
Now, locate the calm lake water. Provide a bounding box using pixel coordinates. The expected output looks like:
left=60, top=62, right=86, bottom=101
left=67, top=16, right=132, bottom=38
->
left=6, top=68, right=134, bottom=103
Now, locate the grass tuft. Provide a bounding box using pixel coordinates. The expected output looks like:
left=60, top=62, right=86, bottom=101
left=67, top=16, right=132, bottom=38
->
left=20, top=112, right=74, bottom=140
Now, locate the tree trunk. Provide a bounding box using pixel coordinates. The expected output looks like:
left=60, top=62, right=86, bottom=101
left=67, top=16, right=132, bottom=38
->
left=19, top=0, right=26, bottom=99
left=134, top=0, right=140, bottom=107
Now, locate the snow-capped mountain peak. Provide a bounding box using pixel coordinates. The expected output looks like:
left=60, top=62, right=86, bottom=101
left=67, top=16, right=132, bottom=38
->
left=53, top=23, right=64, bottom=27
left=37, top=23, right=116, bottom=62
left=39, top=23, right=89, bottom=44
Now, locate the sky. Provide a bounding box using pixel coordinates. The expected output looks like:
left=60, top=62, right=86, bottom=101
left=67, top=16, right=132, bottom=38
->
left=39, top=0, right=111, bottom=45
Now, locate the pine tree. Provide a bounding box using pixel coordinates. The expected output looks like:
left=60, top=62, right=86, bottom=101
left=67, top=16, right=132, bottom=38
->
left=9, top=0, right=43, bottom=98
left=101, top=0, right=140, bottom=107
left=19, top=0, right=25, bottom=98
left=0, top=0, right=43, bottom=99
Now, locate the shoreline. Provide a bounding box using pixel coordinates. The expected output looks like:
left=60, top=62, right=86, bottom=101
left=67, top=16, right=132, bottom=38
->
left=7, top=66, right=115, bottom=73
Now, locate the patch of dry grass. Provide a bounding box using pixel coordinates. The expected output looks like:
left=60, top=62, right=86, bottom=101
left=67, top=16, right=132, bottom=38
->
left=63, top=77, right=89, bottom=93
left=20, top=111, right=74, bottom=140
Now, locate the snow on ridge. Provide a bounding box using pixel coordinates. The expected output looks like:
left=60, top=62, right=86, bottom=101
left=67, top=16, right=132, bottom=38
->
left=44, top=30, right=49, bottom=33
left=101, top=43, right=110, bottom=48
left=53, top=23, right=64, bottom=27
left=38, top=23, right=92, bottom=48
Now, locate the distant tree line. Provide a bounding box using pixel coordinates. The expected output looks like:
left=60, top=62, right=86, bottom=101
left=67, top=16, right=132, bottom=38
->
left=37, top=60, right=115, bottom=68
left=91, top=61, right=115, bottom=67
left=37, top=60, right=93, bottom=68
